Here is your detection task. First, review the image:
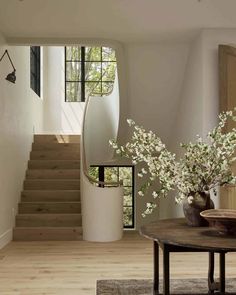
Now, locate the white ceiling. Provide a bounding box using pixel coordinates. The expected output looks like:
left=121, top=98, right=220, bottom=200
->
left=1, top=0, right=236, bottom=43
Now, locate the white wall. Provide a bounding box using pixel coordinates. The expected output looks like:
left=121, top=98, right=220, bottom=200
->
left=43, top=47, right=85, bottom=134
left=124, top=43, right=189, bottom=146
left=0, top=35, right=43, bottom=248
left=168, top=29, right=236, bottom=219
left=121, top=43, right=189, bottom=226
left=84, top=73, right=120, bottom=165
left=166, top=34, right=205, bottom=218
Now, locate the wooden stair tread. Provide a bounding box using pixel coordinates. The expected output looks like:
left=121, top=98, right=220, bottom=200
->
left=32, top=142, right=80, bottom=151
left=24, top=179, right=80, bottom=190
left=21, top=190, right=80, bottom=202
left=14, top=226, right=83, bottom=229
left=16, top=213, right=82, bottom=227
left=34, top=134, right=80, bottom=143
left=13, top=227, right=83, bottom=241
left=30, top=151, right=80, bottom=160
left=20, top=201, right=81, bottom=204
left=16, top=213, right=82, bottom=217
left=28, top=160, right=80, bottom=169
left=19, top=201, right=81, bottom=214
left=26, top=169, right=80, bottom=179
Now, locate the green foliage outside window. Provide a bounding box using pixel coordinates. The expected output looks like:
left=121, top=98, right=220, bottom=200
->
left=65, top=46, right=117, bottom=102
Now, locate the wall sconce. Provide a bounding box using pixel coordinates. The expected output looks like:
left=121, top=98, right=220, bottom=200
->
left=0, top=50, right=16, bottom=84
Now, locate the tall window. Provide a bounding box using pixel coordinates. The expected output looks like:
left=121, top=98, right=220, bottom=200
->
left=89, top=166, right=135, bottom=228
left=65, top=46, right=117, bottom=102
left=30, top=46, right=41, bottom=97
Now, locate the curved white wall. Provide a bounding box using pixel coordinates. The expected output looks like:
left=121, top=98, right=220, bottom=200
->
left=84, top=73, right=119, bottom=165
left=81, top=176, right=123, bottom=242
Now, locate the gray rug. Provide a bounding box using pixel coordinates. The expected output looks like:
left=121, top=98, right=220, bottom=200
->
left=96, top=279, right=236, bottom=294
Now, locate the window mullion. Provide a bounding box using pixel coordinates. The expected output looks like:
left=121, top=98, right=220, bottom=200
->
left=101, top=47, right=103, bottom=96
left=98, top=166, right=105, bottom=188
left=81, top=47, right=85, bottom=102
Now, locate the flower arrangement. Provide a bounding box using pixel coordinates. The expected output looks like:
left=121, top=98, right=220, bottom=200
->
left=109, top=109, right=236, bottom=217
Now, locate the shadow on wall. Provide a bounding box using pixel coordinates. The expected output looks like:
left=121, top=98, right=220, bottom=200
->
left=84, top=73, right=120, bottom=165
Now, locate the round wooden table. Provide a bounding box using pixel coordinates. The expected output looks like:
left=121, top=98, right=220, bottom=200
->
left=140, top=218, right=236, bottom=295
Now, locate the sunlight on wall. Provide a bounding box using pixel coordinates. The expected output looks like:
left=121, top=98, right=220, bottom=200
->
left=43, top=46, right=85, bottom=134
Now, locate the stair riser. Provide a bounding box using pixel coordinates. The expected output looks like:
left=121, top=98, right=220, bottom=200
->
left=21, top=190, right=80, bottom=202
left=30, top=151, right=80, bottom=160
left=26, top=169, right=80, bottom=179
left=34, top=135, right=80, bottom=143
left=16, top=134, right=82, bottom=241
left=19, top=203, right=81, bottom=214
left=16, top=215, right=82, bottom=227
left=13, top=227, right=83, bottom=241
left=28, top=160, right=80, bottom=169
left=24, top=180, right=80, bottom=190
left=32, top=142, right=80, bottom=151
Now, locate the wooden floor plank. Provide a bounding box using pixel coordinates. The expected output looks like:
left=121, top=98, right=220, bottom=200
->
left=0, top=231, right=235, bottom=294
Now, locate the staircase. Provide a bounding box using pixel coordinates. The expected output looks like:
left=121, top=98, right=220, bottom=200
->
left=13, top=135, right=82, bottom=241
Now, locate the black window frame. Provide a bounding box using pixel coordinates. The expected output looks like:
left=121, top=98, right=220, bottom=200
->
left=65, top=46, right=116, bottom=102
left=30, top=46, right=41, bottom=97
left=90, top=165, right=135, bottom=229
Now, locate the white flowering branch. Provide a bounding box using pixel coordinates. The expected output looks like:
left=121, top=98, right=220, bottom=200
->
left=109, top=109, right=236, bottom=217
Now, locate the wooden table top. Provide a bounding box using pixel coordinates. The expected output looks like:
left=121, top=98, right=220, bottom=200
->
left=140, top=218, right=236, bottom=251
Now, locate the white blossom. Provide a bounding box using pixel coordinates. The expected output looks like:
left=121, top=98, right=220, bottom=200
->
left=141, top=168, right=147, bottom=174
left=138, top=190, right=144, bottom=196
left=152, top=191, right=158, bottom=198
left=109, top=109, right=236, bottom=217
left=127, top=119, right=135, bottom=126
left=187, top=196, right=194, bottom=204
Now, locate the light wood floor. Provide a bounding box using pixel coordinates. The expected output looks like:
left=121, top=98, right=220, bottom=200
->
left=0, top=231, right=236, bottom=295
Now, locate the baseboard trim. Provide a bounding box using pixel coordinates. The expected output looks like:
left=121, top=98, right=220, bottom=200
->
left=0, top=229, right=12, bottom=249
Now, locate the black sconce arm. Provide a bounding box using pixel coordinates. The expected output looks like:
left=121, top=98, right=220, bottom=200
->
left=0, top=50, right=16, bottom=71
left=0, top=49, right=16, bottom=83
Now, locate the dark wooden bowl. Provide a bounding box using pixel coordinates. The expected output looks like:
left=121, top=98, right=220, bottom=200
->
left=200, top=209, right=236, bottom=236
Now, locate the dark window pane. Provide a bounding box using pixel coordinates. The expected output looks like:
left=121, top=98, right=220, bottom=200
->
left=102, top=47, right=116, bottom=61
left=66, top=62, right=81, bottom=81
left=102, top=62, right=116, bottom=81
left=30, top=73, right=35, bottom=91
left=85, top=82, right=101, bottom=98
left=123, top=207, right=133, bottom=227
left=85, top=47, right=101, bottom=61
left=66, top=47, right=81, bottom=60
left=85, top=62, right=101, bottom=81
left=119, top=167, right=132, bottom=186
left=30, top=46, right=40, bottom=97
left=101, top=82, right=114, bottom=95
left=30, top=54, right=35, bottom=74
left=104, top=167, right=118, bottom=182
left=66, top=82, right=81, bottom=102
